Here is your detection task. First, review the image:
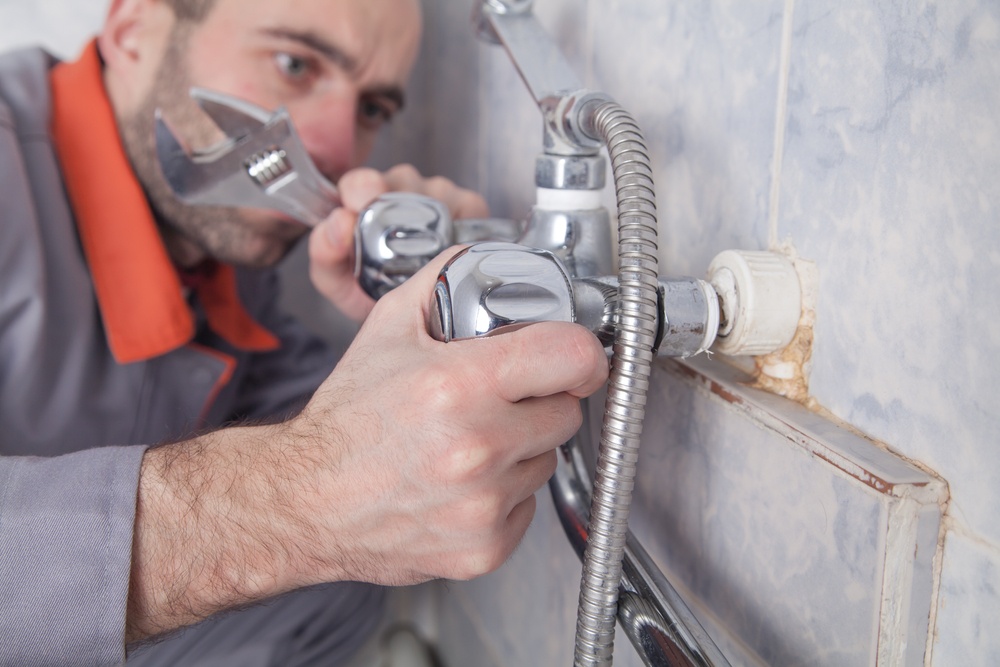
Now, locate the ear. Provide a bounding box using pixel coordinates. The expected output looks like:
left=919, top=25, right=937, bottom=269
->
left=97, top=0, right=174, bottom=106
left=98, top=0, right=152, bottom=70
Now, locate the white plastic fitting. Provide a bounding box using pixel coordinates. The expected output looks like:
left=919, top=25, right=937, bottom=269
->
left=707, top=250, right=802, bottom=356
left=535, top=186, right=604, bottom=211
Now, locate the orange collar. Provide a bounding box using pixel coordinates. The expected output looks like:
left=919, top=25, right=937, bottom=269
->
left=49, top=41, right=279, bottom=364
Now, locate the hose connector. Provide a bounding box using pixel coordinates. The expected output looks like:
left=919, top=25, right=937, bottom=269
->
left=540, top=90, right=613, bottom=156
left=707, top=250, right=802, bottom=356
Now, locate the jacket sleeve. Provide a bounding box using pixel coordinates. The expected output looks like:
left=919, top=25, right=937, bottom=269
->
left=0, top=445, right=146, bottom=667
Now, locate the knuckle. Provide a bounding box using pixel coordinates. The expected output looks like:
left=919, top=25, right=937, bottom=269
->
left=417, top=364, right=468, bottom=418
left=426, top=174, right=452, bottom=187
left=438, top=435, right=496, bottom=485
left=463, top=192, right=489, bottom=217
left=561, top=389, right=585, bottom=415
left=480, top=542, right=512, bottom=574
left=551, top=394, right=584, bottom=432
left=388, top=163, right=420, bottom=182
left=341, top=167, right=382, bottom=191
left=565, top=324, right=603, bottom=363
left=539, top=449, right=559, bottom=479
left=425, top=175, right=455, bottom=194
left=527, top=395, right=579, bottom=442
left=563, top=326, right=607, bottom=383
left=456, top=540, right=510, bottom=579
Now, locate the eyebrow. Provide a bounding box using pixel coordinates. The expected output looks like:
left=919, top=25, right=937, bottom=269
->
left=261, top=28, right=406, bottom=110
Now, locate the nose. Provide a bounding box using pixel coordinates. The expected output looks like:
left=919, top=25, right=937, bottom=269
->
left=290, top=92, right=358, bottom=183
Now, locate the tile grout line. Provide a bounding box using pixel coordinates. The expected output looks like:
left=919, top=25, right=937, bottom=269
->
left=768, top=0, right=797, bottom=249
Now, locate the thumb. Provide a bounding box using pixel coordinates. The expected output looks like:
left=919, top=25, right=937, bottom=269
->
left=373, top=244, right=468, bottom=332
left=310, top=208, right=355, bottom=274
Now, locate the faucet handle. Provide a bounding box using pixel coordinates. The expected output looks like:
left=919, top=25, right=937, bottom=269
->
left=355, top=193, right=454, bottom=299
left=430, top=242, right=575, bottom=342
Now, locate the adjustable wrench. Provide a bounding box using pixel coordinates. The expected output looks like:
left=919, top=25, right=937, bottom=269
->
left=155, top=88, right=519, bottom=297
left=155, top=88, right=340, bottom=227
left=154, top=88, right=454, bottom=292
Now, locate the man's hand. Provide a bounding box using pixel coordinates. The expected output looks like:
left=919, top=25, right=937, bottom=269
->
left=127, top=249, right=608, bottom=642
left=283, top=249, right=607, bottom=587
left=308, top=164, right=489, bottom=322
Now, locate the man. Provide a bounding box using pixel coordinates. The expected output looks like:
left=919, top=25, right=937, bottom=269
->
left=0, top=0, right=608, bottom=665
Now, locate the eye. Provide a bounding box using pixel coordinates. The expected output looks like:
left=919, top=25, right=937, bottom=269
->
left=357, top=97, right=396, bottom=130
left=274, top=52, right=315, bottom=82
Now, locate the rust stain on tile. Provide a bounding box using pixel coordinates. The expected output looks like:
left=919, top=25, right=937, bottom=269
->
left=749, top=257, right=818, bottom=407
left=673, top=362, right=745, bottom=406
left=811, top=448, right=895, bottom=494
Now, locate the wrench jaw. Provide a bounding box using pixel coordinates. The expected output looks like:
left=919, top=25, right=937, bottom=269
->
left=189, top=87, right=271, bottom=135
left=154, top=111, right=287, bottom=215
left=154, top=88, right=341, bottom=227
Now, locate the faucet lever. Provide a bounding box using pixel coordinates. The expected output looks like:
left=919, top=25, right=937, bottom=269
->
left=430, top=242, right=575, bottom=342
left=354, top=197, right=527, bottom=300
left=355, top=193, right=454, bottom=299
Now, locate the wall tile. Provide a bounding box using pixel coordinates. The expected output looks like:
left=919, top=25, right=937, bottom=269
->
left=440, top=355, right=945, bottom=666
left=589, top=0, right=784, bottom=276
left=931, top=531, right=1000, bottom=664
left=627, top=360, right=945, bottom=666
left=780, top=0, right=1000, bottom=549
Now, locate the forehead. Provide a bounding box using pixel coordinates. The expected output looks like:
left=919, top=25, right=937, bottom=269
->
left=198, top=0, right=422, bottom=81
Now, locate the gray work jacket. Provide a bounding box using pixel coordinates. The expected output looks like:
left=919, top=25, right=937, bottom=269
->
left=0, top=47, right=336, bottom=666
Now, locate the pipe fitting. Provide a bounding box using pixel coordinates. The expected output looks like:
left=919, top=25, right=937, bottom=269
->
left=707, top=250, right=802, bottom=356
left=535, top=154, right=607, bottom=190
left=541, top=91, right=614, bottom=156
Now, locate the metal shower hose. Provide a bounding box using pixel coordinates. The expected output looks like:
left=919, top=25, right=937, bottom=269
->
left=574, top=101, right=660, bottom=666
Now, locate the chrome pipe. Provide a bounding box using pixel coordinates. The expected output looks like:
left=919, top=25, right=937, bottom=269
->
left=550, top=443, right=731, bottom=667
left=475, top=0, right=609, bottom=156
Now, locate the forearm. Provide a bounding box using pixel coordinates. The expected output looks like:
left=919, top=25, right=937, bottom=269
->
left=125, top=424, right=321, bottom=643
left=123, top=260, right=609, bottom=644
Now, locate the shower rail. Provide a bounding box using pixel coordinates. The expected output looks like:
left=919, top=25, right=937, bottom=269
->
left=551, top=413, right=731, bottom=667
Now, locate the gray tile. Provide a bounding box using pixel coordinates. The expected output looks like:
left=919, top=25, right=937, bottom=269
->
left=627, top=359, right=944, bottom=665
left=780, top=0, right=1000, bottom=549
left=932, top=531, right=1000, bottom=665
left=589, top=0, right=785, bottom=275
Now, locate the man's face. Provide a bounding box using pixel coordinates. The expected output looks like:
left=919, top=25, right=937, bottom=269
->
left=119, top=0, right=422, bottom=268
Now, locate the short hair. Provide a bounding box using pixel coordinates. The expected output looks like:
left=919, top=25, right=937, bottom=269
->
left=163, top=0, right=218, bottom=22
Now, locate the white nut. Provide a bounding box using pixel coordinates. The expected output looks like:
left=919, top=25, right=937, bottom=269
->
left=707, top=250, right=802, bottom=356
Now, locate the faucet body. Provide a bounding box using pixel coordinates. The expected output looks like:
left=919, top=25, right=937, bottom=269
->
left=429, top=242, right=718, bottom=359
left=354, top=3, right=738, bottom=665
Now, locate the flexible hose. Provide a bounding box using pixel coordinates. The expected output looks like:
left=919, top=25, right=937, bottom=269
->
left=574, top=102, right=660, bottom=666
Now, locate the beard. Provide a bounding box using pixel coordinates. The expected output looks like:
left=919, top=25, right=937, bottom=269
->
left=116, top=22, right=307, bottom=269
